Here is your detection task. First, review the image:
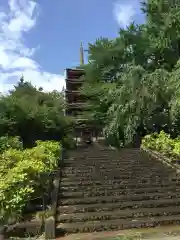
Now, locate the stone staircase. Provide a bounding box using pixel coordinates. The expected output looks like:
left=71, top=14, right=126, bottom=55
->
left=56, top=144, right=180, bottom=236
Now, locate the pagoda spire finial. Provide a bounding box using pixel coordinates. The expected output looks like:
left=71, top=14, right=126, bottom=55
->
left=80, top=41, right=84, bottom=65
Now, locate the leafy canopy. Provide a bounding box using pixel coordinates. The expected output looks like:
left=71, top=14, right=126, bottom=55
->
left=0, top=78, right=71, bottom=147
left=79, top=0, right=180, bottom=146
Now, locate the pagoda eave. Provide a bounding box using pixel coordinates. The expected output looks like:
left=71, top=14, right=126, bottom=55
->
left=66, top=103, right=91, bottom=109
left=65, top=68, right=84, bottom=72
left=65, top=90, right=81, bottom=93
left=66, top=78, right=83, bottom=83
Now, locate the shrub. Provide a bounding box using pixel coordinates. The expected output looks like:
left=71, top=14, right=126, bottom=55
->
left=0, top=138, right=60, bottom=223
left=0, top=136, right=23, bottom=153
left=141, top=130, right=180, bottom=159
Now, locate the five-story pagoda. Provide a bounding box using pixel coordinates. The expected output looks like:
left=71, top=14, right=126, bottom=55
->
left=65, top=43, right=96, bottom=143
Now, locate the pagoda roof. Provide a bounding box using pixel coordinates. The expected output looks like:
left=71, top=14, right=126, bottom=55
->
left=65, top=68, right=84, bottom=72
left=65, top=90, right=82, bottom=93
left=66, top=102, right=91, bottom=110
left=66, top=78, right=83, bottom=82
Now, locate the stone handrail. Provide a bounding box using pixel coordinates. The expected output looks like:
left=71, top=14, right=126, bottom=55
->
left=141, top=147, right=180, bottom=174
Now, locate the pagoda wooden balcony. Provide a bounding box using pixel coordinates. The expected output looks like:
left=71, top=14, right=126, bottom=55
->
left=66, top=78, right=83, bottom=83
left=66, top=81, right=83, bottom=91
left=66, top=69, right=84, bottom=79
left=66, top=68, right=84, bottom=75
left=72, top=116, right=90, bottom=122
left=66, top=102, right=91, bottom=109
left=65, top=90, right=81, bottom=93
left=65, top=90, right=84, bottom=98
left=65, top=90, right=85, bottom=96
left=65, top=93, right=87, bottom=103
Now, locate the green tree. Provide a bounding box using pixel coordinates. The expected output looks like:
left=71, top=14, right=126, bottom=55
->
left=80, top=0, right=180, bottom=146
left=0, top=79, right=71, bottom=147
left=142, top=0, right=180, bottom=70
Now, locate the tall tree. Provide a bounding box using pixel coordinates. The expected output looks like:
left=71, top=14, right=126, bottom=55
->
left=0, top=79, right=71, bottom=147
left=80, top=0, right=180, bottom=146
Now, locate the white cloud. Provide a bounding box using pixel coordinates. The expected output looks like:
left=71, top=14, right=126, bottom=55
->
left=113, top=1, right=138, bottom=28
left=0, top=0, right=65, bottom=94
left=10, top=57, right=39, bottom=70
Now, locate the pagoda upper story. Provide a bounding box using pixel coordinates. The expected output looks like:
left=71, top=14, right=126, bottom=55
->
left=65, top=42, right=89, bottom=118
left=65, top=43, right=102, bottom=141
left=65, top=67, right=85, bottom=116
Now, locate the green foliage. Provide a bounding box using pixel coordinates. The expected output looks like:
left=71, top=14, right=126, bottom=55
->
left=80, top=0, right=180, bottom=146
left=0, top=79, right=71, bottom=147
left=141, top=131, right=180, bottom=159
left=0, top=136, right=60, bottom=223
left=62, top=135, right=76, bottom=149
left=0, top=136, right=23, bottom=153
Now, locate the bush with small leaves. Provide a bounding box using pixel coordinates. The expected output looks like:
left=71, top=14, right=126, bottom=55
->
left=0, top=138, right=60, bottom=224
left=141, top=131, right=180, bottom=160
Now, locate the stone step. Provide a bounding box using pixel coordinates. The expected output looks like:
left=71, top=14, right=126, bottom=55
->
left=61, top=177, right=173, bottom=183
left=62, top=171, right=175, bottom=178
left=64, top=157, right=161, bottom=162
left=56, top=214, right=180, bottom=234
left=66, top=152, right=152, bottom=159
left=69, top=147, right=115, bottom=151
left=65, top=156, right=163, bottom=161
left=59, top=192, right=180, bottom=205
left=63, top=162, right=167, bottom=169
left=60, top=180, right=180, bottom=188
left=57, top=206, right=180, bottom=223
left=56, top=146, right=180, bottom=235
left=68, top=156, right=146, bottom=160
left=65, top=156, right=117, bottom=159
left=68, top=151, right=144, bottom=156
left=69, top=147, right=138, bottom=153
left=68, top=153, right=138, bottom=158
left=66, top=152, right=148, bottom=159
left=57, top=198, right=180, bottom=214
left=70, top=154, right=143, bottom=158
left=60, top=188, right=180, bottom=198
left=66, top=154, right=120, bottom=158
left=68, top=149, right=118, bottom=154
left=61, top=176, right=178, bottom=182
left=67, top=153, right=119, bottom=158
left=67, top=151, right=142, bottom=155
left=63, top=164, right=174, bottom=170
left=64, top=159, right=162, bottom=167
left=60, top=185, right=180, bottom=195
left=62, top=167, right=174, bottom=174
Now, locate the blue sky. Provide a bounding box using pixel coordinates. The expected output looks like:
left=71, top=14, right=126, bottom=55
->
left=0, top=0, right=145, bottom=93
